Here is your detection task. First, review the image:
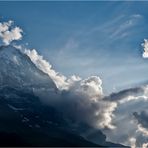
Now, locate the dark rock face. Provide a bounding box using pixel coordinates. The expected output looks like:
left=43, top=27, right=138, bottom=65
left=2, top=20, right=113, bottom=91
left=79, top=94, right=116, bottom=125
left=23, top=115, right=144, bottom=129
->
left=0, top=132, right=29, bottom=147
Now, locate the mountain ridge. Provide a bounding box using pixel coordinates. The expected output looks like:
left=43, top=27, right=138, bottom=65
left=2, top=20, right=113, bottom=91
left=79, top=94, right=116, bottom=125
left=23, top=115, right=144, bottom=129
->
left=0, top=45, right=57, bottom=90
left=0, top=45, right=129, bottom=147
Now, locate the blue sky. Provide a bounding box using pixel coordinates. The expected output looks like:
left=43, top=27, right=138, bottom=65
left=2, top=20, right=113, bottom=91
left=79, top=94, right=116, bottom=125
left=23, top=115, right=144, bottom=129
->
left=1, top=1, right=148, bottom=93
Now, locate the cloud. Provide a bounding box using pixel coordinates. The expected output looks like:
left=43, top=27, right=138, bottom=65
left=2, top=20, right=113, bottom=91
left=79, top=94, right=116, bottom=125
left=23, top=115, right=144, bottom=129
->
left=129, top=137, right=136, bottom=148
left=142, top=143, right=148, bottom=148
left=23, top=47, right=103, bottom=97
left=102, top=85, right=148, bottom=147
left=133, top=111, right=148, bottom=129
left=103, top=85, right=148, bottom=105
left=78, top=76, right=103, bottom=99
left=142, top=39, right=148, bottom=58
left=59, top=88, right=117, bottom=129
left=16, top=46, right=116, bottom=130
left=24, top=48, right=69, bottom=90
left=133, top=110, right=148, bottom=136
left=0, top=20, right=23, bottom=45
left=137, top=124, right=148, bottom=136
left=104, top=87, right=144, bottom=102
left=110, top=14, right=142, bottom=40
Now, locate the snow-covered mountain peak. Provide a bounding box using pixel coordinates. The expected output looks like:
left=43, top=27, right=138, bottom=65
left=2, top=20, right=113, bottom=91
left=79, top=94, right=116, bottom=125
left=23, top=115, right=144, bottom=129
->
left=0, top=45, right=57, bottom=91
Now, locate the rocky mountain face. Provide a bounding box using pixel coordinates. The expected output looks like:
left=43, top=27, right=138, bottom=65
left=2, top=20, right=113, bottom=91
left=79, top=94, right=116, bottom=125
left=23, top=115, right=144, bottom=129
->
left=0, top=45, right=129, bottom=147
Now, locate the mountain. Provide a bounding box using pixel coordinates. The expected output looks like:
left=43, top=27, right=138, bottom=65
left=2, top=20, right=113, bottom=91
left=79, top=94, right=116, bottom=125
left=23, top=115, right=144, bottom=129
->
left=0, top=86, right=101, bottom=147
left=0, top=45, right=57, bottom=91
left=0, top=45, right=129, bottom=147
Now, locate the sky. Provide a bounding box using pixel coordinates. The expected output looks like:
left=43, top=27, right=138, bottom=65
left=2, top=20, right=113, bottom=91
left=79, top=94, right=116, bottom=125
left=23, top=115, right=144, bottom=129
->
left=1, top=1, right=148, bottom=93
left=1, top=1, right=148, bottom=147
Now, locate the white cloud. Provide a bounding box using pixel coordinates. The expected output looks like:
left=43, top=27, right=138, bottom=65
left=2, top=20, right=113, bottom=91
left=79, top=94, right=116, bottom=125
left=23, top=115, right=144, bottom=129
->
left=119, top=94, right=148, bottom=104
left=80, top=76, right=103, bottom=99
left=133, top=110, right=148, bottom=137
left=0, top=20, right=12, bottom=32
left=129, top=137, right=136, bottom=148
left=142, top=39, right=148, bottom=58
left=95, top=101, right=117, bottom=129
left=0, top=20, right=23, bottom=45
left=24, top=48, right=73, bottom=90
left=137, top=124, right=148, bottom=136
left=102, top=85, right=148, bottom=147
left=24, top=48, right=103, bottom=97
left=142, top=143, right=148, bottom=148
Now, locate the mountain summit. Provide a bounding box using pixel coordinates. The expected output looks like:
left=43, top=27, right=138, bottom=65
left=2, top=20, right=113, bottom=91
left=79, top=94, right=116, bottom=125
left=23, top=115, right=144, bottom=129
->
left=0, top=45, right=57, bottom=91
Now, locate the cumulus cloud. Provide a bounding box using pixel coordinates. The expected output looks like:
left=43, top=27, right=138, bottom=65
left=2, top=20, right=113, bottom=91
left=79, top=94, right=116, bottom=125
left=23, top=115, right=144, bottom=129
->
left=17, top=44, right=148, bottom=143
left=80, top=76, right=103, bottom=99
left=59, top=89, right=117, bottom=129
left=14, top=46, right=116, bottom=129
left=142, top=143, right=148, bottom=148
left=102, top=85, right=148, bottom=147
left=24, top=49, right=81, bottom=90
left=142, top=39, right=148, bottom=58
left=0, top=20, right=23, bottom=45
left=24, top=49, right=69, bottom=90
left=23, top=48, right=103, bottom=96
left=129, top=137, right=136, bottom=148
